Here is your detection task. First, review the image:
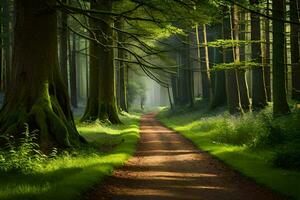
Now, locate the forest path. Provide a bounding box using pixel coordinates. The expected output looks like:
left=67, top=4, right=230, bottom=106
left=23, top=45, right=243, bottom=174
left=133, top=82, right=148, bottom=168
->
left=86, top=113, right=284, bottom=200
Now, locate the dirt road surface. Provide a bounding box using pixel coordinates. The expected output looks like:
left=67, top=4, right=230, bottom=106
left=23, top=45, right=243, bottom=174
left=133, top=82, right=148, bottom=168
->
left=86, top=113, right=285, bottom=200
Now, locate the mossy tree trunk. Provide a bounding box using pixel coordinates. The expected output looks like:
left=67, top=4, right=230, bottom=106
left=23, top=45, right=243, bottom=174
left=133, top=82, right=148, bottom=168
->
left=250, top=0, right=267, bottom=109
left=0, top=0, right=86, bottom=151
left=82, top=0, right=121, bottom=124
left=272, top=0, right=290, bottom=116
left=290, top=0, right=300, bottom=101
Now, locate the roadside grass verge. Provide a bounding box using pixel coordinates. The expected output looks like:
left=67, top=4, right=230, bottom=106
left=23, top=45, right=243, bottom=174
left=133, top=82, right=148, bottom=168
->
left=157, top=105, right=300, bottom=200
left=0, top=112, right=140, bottom=200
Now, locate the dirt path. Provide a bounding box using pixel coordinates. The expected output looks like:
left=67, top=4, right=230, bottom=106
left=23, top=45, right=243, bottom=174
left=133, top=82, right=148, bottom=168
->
left=86, top=113, right=285, bottom=200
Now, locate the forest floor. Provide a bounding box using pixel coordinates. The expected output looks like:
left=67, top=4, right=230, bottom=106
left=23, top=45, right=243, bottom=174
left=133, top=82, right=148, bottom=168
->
left=86, top=113, right=284, bottom=200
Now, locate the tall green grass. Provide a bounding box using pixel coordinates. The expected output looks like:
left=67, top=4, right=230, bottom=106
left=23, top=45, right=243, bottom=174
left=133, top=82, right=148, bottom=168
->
left=0, top=112, right=140, bottom=200
left=158, top=105, right=300, bottom=199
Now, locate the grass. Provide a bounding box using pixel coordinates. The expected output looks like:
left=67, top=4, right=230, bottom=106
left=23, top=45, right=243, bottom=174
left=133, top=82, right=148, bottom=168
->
left=157, top=103, right=300, bottom=200
left=0, top=112, right=140, bottom=200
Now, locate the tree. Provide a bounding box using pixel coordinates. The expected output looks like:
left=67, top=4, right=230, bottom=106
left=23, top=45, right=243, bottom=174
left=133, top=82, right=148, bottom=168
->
left=3, top=0, right=11, bottom=91
left=223, top=6, right=242, bottom=114
left=250, top=0, right=267, bottom=109
left=231, top=4, right=250, bottom=112
left=82, top=0, right=121, bottom=123
left=290, top=0, right=300, bottom=101
left=59, top=0, right=69, bottom=92
left=272, top=0, right=290, bottom=116
left=198, top=25, right=212, bottom=100
left=263, top=0, right=271, bottom=101
left=210, top=23, right=227, bottom=109
left=116, top=18, right=128, bottom=112
left=70, top=33, right=78, bottom=108
left=0, top=0, right=86, bottom=151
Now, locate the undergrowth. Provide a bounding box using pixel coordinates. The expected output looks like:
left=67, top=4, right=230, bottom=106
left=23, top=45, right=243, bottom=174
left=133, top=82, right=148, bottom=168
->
left=158, top=103, right=300, bottom=199
left=0, top=112, right=140, bottom=200
left=0, top=124, right=48, bottom=174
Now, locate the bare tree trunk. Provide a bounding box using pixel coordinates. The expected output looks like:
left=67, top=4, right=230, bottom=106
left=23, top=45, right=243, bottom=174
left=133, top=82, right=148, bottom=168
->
left=116, top=18, right=128, bottom=112
left=264, top=0, right=271, bottom=101
left=210, top=23, right=227, bottom=109
left=291, top=0, right=300, bottom=101
left=59, top=0, right=69, bottom=92
left=232, top=4, right=249, bottom=113
left=198, top=25, right=211, bottom=100
left=250, top=0, right=267, bottom=109
left=3, top=0, right=11, bottom=92
left=70, top=33, right=78, bottom=108
left=0, top=3, right=2, bottom=91
left=272, top=0, right=290, bottom=116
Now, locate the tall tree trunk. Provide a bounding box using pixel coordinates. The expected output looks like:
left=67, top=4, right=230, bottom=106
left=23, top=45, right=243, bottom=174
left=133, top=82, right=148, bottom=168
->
left=224, top=9, right=242, bottom=114
left=0, top=0, right=86, bottom=151
left=3, top=0, right=11, bottom=92
left=232, top=5, right=250, bottom=111
left=59, top=0, right=69, bottom=92
left=272, top=0, right=290, bottom=116
left=187, top=32, right=194, bottom=107
left=116, top=19, right=128, bottom=112
left=82, top=0, right=120, bottom=123
left=171, top=75, right=179, bottom=105
left=210, top=23, right=227, bottom=109
left=250, top=0, right=267, bottom=109
left=264, top=0, right=271, bottom=101
left=291, top=0, right=300, bottom=101
left=177, top=36, right=191, bottom=106
left=0, top=3, right=2, bottom=91
left=198, top=25, right=211, bottom=100
left=70, top=33, right=78, bottom=108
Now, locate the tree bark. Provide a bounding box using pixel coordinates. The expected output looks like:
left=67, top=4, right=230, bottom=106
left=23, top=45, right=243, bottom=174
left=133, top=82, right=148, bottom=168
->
left=264, top=0, right=271, bottom=101
left=210, top=23, right=227, bottom=109
left=224, top=10, right=242, bottom=114
left=198, top=25, right=211, bottom=100
left=291, top=0, right=300, bottom=101
left=231, top=5, right=250, bottom=112
left=0, top=2, right=2, bottom=91
left=250, top=0, right=267, bottom=109
left=82, top=0, right=121, bottom=124
left=70, top=33, right=78, bottom=108
left=59, top=0, right=69, bottom=91
left=3, top=0, right=11, bottom=92
left=116, top=19, right=128, bottom=112
left=0, top=0, right=86, bottom=151
left=272, top=0, right=290, bottom=116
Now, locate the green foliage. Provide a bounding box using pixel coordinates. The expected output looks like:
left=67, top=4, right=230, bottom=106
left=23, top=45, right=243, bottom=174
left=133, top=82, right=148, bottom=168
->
left=0, top=124, right=47, bottom=174
left=211, top=61, right=261, bottom=71
left=127, top=77, right=146, bottom=107
left=0, top=113, right=140, bottom=200
left=207, top=39, right=262, bottom=48
left=158, top=104, right=300, bottom=199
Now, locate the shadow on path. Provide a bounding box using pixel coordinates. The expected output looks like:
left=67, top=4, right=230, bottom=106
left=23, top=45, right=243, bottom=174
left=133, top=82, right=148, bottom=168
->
left=86, top=113, right=285, bottom=200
